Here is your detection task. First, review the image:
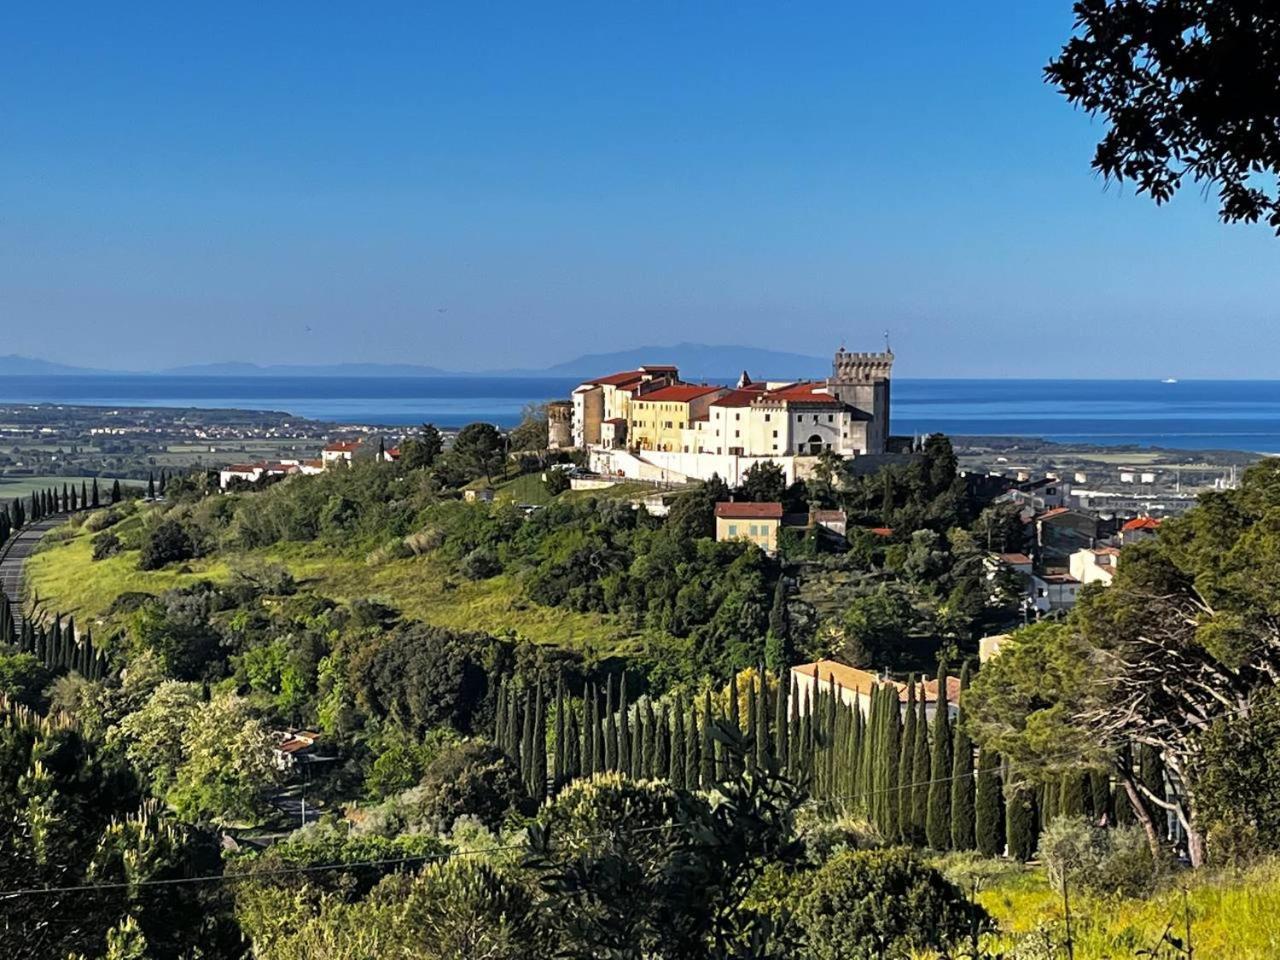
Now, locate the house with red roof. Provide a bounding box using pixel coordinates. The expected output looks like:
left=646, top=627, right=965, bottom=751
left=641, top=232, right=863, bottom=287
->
left=1120, top=516, right=1162, bottom=545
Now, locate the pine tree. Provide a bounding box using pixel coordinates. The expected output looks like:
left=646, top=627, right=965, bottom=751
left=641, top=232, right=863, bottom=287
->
left=911, top=681, right=931, bottom=840
left=975, top=749, right=1005, bottom=857
left=926, top=664, right=953, bottom=850
left=671, top=694, right=687, bottom=789
left=950, top=662, right=976, bottom=851
left=1006, top=785, right=1038, bottom=861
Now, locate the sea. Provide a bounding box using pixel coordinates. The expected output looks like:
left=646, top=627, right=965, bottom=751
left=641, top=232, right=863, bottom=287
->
left=2, top=375, right=1280, bottom=453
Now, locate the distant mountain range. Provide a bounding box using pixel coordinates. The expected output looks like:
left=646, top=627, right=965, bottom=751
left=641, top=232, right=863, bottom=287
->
left=0, top=344, right=830, bottom=381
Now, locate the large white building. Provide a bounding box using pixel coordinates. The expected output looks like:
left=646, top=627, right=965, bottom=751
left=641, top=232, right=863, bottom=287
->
left=570, top=347, right=894, bottom=485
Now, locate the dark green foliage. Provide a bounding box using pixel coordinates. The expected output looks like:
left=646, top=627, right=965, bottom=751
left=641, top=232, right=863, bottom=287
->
left=1006, top=786, right=1039, bottom=861
left=1059, top=771, right=1088, bottom=819
left=670, top=694, right=686, bottom=790
left=975, top=749, right=1005, bottom=857
left=414, top=741, right=531, bottom=834
left=451, top=422, right=505, bottom=482
left=926, top=664, right=953, bottom=850
left=617, top=673, right=631, bottom=777
left=897, top=676, right=918, bottom=843
left=792, top=847, right=986, bottom=960
left=138, top=518, right=196, bottom=570
left=950, top=662, right=976, bottom=851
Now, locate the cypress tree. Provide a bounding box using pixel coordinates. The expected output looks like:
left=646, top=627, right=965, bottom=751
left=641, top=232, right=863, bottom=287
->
left=727, top=673, right=742, bottom=778
left=1040, top=779, right=1060, bottom=826
left=671, top=694, right=687, bottom=788
left=866, top=684, right=883, bottom=823
left=823, top=675, right=838, bottom=799
left=898, top=677, right=918, bottom=843
left=1139, top=744, right=1166, bottom=825
left=147, top=473, right=155, bottom=499
left=583, top=683, right=597, bottom=776
left=849, top=697, right=865, bottom=812
left=1059, top=772, right=1087, bottom=819
left=618, top=674, right=631, bottom=777
left=702, top=691, right=717, bottom=785
left=629, top=708, right=642, bottom=779
left=685, top=701, right=701, bottom=790
left=603, top=676, right=617, bottom=772
left=80, top=480, right=88, bottom=510
left=642, top=701, right=656, bottom=778
left=1006, top=785, right=1038, bottom=861
left=745, top=676, right=758, bottom=773
left=787, top=675, right=800, bottom=777
left=911, top=681, right=931, bottom=840
left=69, top=485, right=77, bottom=511
left=975, top=748, right=1005, bottom=857
left=774, top=672, right=789, bottom=772
left=552, top=675, right=566, bottom=788
left=926, top=664, right=953, bottom=850
left=495, top=677, right=509, bottom=750
left=565, top=707, right=581, bottom=782
left=764, top=578, right=790, bottom=673
left=592, top=684, right=606, bottom=776
left=159, top=470, right=167, bottom=496
left=950, top=662, right=976, bottom=851
left=1089, top=770, right=1112, bottom=824
left=654, top=705, right=669, bottom=780
left=882, top=685, right=902, bottom=839
left=520, top=689, right=536, bottom=792
left=111, top=479, right=121, bottom=504
left=797, top=687, right=812, bottom=786
left=532, top=682, right=547, bottom=801
left=754, top=667, right=769, bottom=772
left=91, top=478, right=100, bottom=508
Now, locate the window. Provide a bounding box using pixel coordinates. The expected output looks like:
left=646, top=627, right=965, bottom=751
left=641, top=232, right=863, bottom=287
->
left=764, top=413, right=771, bottom=422
left=749, top=524, right=758, bottom=536
left=772, top=430, right=777, bottom=438
left=728, top=524, right=738, bottom=536
left=828, top=414, right=834, bottom=422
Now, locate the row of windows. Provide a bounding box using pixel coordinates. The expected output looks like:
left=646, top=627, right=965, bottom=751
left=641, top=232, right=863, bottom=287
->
left=726, top=523, right=771, bottom=537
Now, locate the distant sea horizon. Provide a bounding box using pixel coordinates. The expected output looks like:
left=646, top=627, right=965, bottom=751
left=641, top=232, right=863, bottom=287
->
left=3, top=374, right=1280, bottom=453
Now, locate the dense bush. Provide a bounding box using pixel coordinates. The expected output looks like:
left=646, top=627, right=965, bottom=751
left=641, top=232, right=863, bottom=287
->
left=413, top=740, right=530, bottom=833
left=792, top=847, right=982, bottom=959
left=1037, top=816, right=1159, bottom=897
left=138, top=518, right=196, bottom=570
left=91, top=529, right=122, bottom=560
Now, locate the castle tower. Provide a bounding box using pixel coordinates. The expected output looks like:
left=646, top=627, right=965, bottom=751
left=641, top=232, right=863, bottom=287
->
left=828, top=347, right=894, bottom=454
left=547, top=400, right=573, bottom=449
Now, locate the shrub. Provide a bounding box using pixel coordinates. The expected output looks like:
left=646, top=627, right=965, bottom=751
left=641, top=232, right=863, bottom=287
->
left=543, top=470, right=571, bottom=496
left=793, top=847, right=982, bottom=960
left=1037, top=816, right=1158, bottom=897
left=460, top=545, right=502, bottom=580
left=138, top=518, right=196, bottom=570
left=82, top=509, right=122, bottom=533
left=92, top=530, right=123, bottom=561
left=413, top=740, right=530, bottom=833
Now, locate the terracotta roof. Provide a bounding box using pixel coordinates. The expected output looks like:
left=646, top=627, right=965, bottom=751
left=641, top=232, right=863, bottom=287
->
left=634, top=384, right=725, bottom=403
left=1122, top=517, right=1161, bottom=531
left=323, top=440, right=361, bottom=452
left=584, top=369, right=646, bottom=387
left=762, top=381, right=844, bottom=406
left=811, top=509, right=846, bottom=522
left=710, top=388, right=767, bottom=408
left=997, top=552, right=1033, bottom=565
left=715, top=501, right=784, bottom=520
left=1036, top=507, right=1073, bottom=520
left=868, top=526, right=894, bottom=537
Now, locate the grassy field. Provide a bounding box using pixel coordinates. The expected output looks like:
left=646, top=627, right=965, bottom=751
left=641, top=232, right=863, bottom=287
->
left=969, top=858, right=1280, bottom=959
left=0, top=474, right=136, bottom=501
left=25, top=519, right=667, bottom=658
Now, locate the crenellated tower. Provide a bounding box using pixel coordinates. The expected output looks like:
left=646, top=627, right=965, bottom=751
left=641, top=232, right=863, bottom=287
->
left=827, top=347, right=894, bottom=454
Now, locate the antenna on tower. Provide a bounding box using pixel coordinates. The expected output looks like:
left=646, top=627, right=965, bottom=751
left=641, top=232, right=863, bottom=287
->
left=883, top=329, right=891, bottom=353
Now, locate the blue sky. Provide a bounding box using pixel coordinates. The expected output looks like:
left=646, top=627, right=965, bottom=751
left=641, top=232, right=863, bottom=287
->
left=3, top=2, right=1278, bottom=377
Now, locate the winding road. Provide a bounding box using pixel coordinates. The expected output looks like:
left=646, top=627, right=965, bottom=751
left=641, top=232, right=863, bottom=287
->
left=0, top=515, right=66, bottom=636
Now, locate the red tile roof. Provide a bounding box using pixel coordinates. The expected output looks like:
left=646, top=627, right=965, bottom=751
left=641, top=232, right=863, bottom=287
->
left=323, top=440, right=361, bottom=452
left=710, top=388, right=767, bottom=408
left=997, top=552, right=1033, bottom=565
left=762, top=381, right=843, bottom=406
left=868, top=526, right=894, bottom=537
left=1122, top=517, right=1161, bottom=531
left=634, top=384, right=725, bottom=403
left=584, top=369, right=646, bottom=387
left=715, top=501, right=784, bottom=520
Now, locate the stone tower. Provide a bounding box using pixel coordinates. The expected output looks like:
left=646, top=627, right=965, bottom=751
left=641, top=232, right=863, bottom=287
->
left=827, top=348, right=894, bottom=454
left=546, top=400, right=573, bottom=450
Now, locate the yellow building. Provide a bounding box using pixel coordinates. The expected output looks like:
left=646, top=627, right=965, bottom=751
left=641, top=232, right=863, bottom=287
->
left=627, top=384, right=726, bottom=452
left=714, top=501, right=783, bottom=554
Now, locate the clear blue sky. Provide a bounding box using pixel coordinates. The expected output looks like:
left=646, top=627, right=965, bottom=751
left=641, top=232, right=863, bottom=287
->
left=3, top=2, right=1278, bottom=377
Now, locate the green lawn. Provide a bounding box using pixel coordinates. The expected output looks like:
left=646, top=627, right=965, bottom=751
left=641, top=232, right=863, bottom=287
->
left=25, top=521, right=667, bottom=658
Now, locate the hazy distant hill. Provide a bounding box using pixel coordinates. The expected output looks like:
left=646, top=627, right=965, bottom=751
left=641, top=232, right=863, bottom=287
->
left=0, top=355, right=106, bottom=376
left=514, top=343, right=829, bottom=380
left=1, top=344, right=829, bottom=380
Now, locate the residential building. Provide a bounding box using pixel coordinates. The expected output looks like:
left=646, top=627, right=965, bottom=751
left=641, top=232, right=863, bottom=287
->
left=811, top=509, right=847, bottom=537
left=1031, top=572, right=1081, bottom=613
left=571, top=366, right=680, bottom=447
left=629, top=384, right=728, bottom=452
left=1070, top=546, right=1120, bottom=585
left=979, top=633, right=1012, bottom=662
left=714, top=501, right=783, bottom=554
left=1120, top=516, right=1161, bottom=545
left=788, top=659, right=959, bottom=721
left=1034, top=507, right=1099, bottom=565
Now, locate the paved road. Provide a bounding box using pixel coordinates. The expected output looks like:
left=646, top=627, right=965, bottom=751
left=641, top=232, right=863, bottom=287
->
left=0, top=516, right=67, bottom=636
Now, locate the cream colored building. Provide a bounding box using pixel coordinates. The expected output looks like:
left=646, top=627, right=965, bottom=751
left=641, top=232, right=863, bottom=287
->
left=571, top=366, right=679, bottom=447
left=629, top=384, right=727, bottom=452
left=714, top=501, right=783, bottom=554
left=789, top=659, right=960, bottom=721
left=1069, top=546, right=1120, bottom=585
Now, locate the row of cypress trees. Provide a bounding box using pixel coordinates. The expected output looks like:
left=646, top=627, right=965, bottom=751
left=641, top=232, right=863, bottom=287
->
left=146, top=470, right=171, bottom=500
left=0, top=478, right=123, bottom=551
left=493, top=662, right=1049, bottom=859
left=0, top=597, right=109, bottom=681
